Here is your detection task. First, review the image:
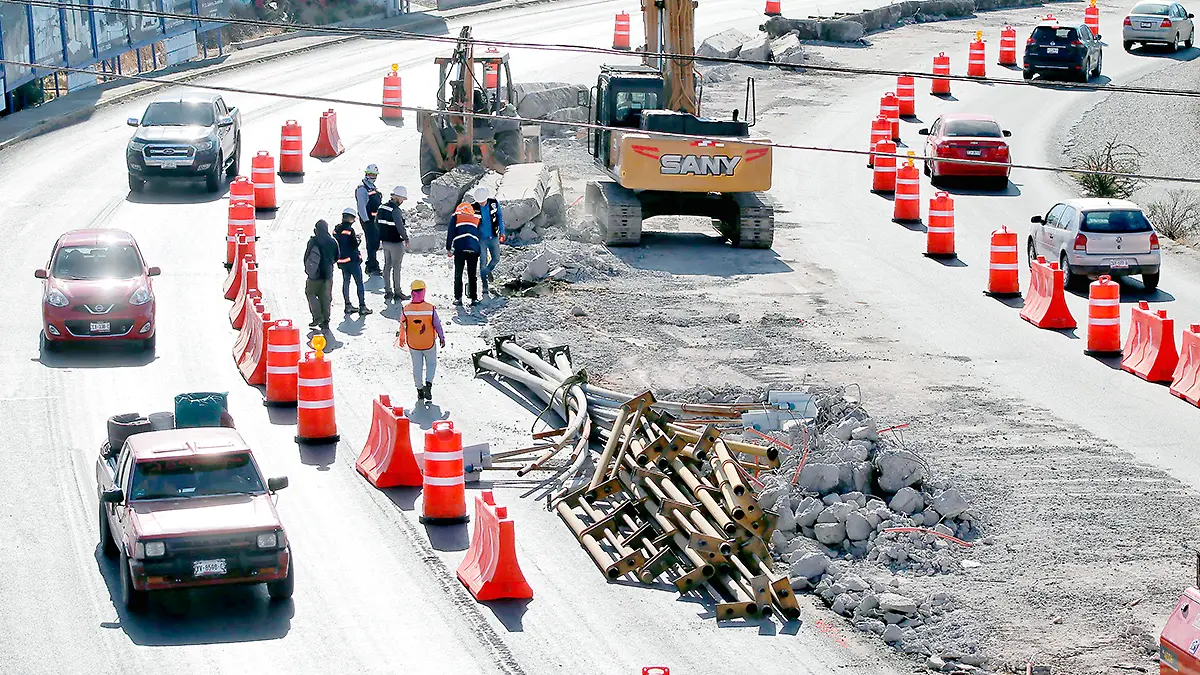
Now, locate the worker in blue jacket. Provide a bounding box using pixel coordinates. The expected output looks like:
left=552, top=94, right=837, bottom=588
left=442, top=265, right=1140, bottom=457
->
left=445, top=191, right=482, bottom=307
left=474, top=186, right=505, bottom=295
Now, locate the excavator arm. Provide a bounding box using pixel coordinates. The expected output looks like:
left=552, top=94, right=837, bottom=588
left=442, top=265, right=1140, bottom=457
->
left=641, top=0, right=698, bottom=114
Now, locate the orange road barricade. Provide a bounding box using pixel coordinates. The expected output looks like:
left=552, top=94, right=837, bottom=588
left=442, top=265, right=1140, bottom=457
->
left=892, top=154, right=921, bottom=223
left=1121, top=301, right=1178, bottom=382
left=309, top=109, right=345, bottom=159
left=932, top=52, right=951, bottom=95
left=296, top=336, right=339, bottom=444
left=880, top=92, right=900, bottom=142
left=1085, top=0, right=1100, bottom=37
left=265, top=320, right=301, bottom=407
left=999, top=26, right=1018, bottom=65
left=984, top=226, right=1020, bottom=297
left=764, top=0, right=782, bottom=16
left=967, top=31, right=986, bottom=77
left=612, top=12, right=632, bottom=50
left=1160, top=588, right=1200, bottom=675
left=223, top=243, right=251, bottom=301
left=225, top=199, right=255, bottom=268
left=279, top=121, right=304, bottom=176
left=382, top=64, right=404, bottom=122
left=251, top=151, right=277, bottom=211
left=871, top=140, right=897, bottom=193
left=1020, top=256, right=1076, bottom=329
left=1084, top=275, right=1121, bottom=356
left=237, top=303, right=270, bottom=386
left=420, top=420, right=469, bottom=525
left=229, top=175, right=255, bottom=207
left=457, top=491, right=534, bottom=602
left=229, top=259, right=259, bottom=329
left=232, top=294, right=262, bottom=368
left=896, top=75, right=916, bottom=117
left=1170, top=324, right=1200, bottom=406
left=356, top=394, right=422, bottom=488
left=925, top=191, right=955, bottom=258
left=867, top=116, right=890, bottom=168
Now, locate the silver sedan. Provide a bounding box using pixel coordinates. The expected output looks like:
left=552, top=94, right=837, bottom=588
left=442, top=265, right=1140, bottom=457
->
left=1123, top=1, right=1195, bottom=50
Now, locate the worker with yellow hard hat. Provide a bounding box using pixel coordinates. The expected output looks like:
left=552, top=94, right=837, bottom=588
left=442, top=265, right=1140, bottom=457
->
left=395, top=279, right=445, bottom=403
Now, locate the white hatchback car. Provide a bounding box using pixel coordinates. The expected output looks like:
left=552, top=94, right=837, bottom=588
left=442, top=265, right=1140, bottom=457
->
left=1028, top=198, right=1161, bottom=291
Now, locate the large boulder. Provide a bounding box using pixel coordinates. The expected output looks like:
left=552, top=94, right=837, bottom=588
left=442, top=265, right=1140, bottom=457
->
left=814, top=522, right=846, bottom=545
left=770, top=33, right=804, bottom=65
left=738, top=34, right=772, bottom=62
left=496, top=162, right=551, bottom=231
left=845, top=511, right=873, bottom=540
left=429, top=165, right=486, bottom=221
left=697, top=28, right=749, bottom=60
left=818, top=19, right=865, bottom=42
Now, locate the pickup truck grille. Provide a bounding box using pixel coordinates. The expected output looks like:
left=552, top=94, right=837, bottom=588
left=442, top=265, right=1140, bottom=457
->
left=167, top=533, right=257, bottom=555
left=141, top=533, right=278, bottom=581
left=143, top=144, right=196, bottom=159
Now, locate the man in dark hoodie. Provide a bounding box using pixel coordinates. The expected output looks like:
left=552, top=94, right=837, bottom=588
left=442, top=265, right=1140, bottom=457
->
left=303, top=219, right=339, bottom=330
left=334, top=207, right=373, bottom=317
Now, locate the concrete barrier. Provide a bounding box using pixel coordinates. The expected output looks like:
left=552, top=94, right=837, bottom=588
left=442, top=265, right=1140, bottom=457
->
left=761, top=0, right=1068, bottom=42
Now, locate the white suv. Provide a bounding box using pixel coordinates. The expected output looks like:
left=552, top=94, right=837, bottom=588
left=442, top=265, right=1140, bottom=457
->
left=1028, top=198, right=1161, bottom=291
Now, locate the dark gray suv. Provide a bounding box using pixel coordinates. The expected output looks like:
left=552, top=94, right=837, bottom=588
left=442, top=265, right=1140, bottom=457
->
left=1023, top=19, right=1104, bottom=82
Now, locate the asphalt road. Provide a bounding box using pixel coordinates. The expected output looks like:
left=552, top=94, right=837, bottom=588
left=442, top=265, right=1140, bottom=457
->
left=0, top=0, right=911, bottom=673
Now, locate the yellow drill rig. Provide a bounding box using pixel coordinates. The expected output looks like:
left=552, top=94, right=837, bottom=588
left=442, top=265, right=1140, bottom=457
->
left=584, top=0, right=774, bottom=248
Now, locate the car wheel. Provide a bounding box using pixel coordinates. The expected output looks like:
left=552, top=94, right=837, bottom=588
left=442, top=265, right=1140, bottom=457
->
left=1061, top=254, right=1086, bottom=291
left=1142, top=272, right=1160, bottom=291
left=99, top=503, right=118, bottom=558
left=226, top=138, right=240, bottom=179
left=40, top=331, right=58, bottom=353
left=1022, top=69, right=1034, bottom=80
left=205, top=155, right=222, bottom=193
left=1186, top=29, right=1194, bottom=49
left=128, top=174, right=145, bottom=193
left=1093, top=53, right=1102, bottom=78
left=991, top=176, right=1009, bottom=191
left=923, top=160, right=930, bottom=177
left=120, top=550, right=148, bottom=613
left=141, top=334, right=156, bottom=353
left=1124, top=40, right=1135, bottom=51
left=1027, top=238, right=1038, bottom=268
left=1171, top=33, right=1180, bottom=51
left=267, top=554, right=294, bottom=601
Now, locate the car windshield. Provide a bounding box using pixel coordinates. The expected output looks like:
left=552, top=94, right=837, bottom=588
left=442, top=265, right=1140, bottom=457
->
left=943, top=119, right=1003, bottom=138
left=51, top=244, right=142, bottom=280
left=130, top=453, right=266, bottom=500
left=1131, top=3, right=1170, bottom=14
left=1082, top=210, right=1153, bottom=233
left=140, top=101, right=215, bottom=127
left=1031, top=26, right=1077, bottom=41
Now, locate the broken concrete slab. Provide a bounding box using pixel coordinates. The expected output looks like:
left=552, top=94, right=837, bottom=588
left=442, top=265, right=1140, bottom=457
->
left=543, top=169, right=565, bottom=226
left=496, top=162, right=551, bottom=230
left=429, top=165, right=486, bottom=221
left=697, top=28, right=749, bottom=60
left=845, top=511, right=873, bottom=540
left=874, top=448, right=926, bottom=493
left=789, top=550, right=831, bottom=579
left=770, top=32, right=804, bottom=65
left=878, top=592, right=918, bottom=615
left=763, top=16, right=819, bottom=40
left=738, top=34, right=772, bottom=62
left=931, top=488, right=970, bottom=519
left=516, top=84, right=588, bottom=121
left=797, top=462, right=839, bottom=494
left=888, top=486, right=925, bottom=515
left=814, top=521, right=846, bottom=545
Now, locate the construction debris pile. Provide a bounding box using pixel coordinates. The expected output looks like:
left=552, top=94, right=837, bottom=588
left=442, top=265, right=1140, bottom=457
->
left=698, top=27, right=805, bottom=64
left=413, top=162, right=566, bottom=248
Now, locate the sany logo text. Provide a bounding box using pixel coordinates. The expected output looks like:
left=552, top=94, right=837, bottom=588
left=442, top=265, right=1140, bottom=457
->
left=659, top=154, right=742, bottom=176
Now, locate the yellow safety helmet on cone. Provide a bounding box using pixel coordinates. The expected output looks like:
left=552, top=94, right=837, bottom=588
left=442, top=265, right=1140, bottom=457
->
left=411, top=279, right=427, bottom=291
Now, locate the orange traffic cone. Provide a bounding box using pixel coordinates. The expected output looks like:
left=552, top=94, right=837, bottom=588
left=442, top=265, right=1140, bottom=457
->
left=1085, top=0, right=1100, bottom=37
left=296, top=336, right=339, bottom=444
left=420, top=420, right=468, bottom=525
left=764, top=0, right=782, bottom=15
left=225, top=199, right=255, bottom=268
left=871, top=140, right=897, bottom=193
left=984, top=226, right=1020, bottom=297
left=229, top=175, right=255, bottom=207
left=893, top=154, right=921, bottom=223
left=925, top=191, right=955, bottom=258
left=1084, top=275, right=1121, bottom=356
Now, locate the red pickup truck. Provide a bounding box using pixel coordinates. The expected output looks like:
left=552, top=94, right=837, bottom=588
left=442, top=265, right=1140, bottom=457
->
left=96, top=424, right=293, bottom=612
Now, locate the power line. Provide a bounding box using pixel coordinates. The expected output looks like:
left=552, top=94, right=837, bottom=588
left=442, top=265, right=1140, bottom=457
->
left=4, top=0, right=1200, bottom=100
left=4, top=56, right=1198, bottom=186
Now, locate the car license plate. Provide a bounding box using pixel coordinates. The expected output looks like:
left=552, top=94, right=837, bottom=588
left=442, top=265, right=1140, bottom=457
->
left=1141, top=21, right=1154, bottom=27
left=966, top=149, right=982, bottom=156
left=90, top=321, right=110, bottom=333
left=146, top=158, right=191, bottom=168
left=1109, top=259, right=1132, bottom=269
left=1046, top=47, right=1060, bottom=54
left=193, top=559, right=227, bottom=576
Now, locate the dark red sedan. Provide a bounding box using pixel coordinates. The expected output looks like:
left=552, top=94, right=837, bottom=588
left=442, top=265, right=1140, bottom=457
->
left=919, top=113, right=1013, bottom=189
left=36, top=229, right=160, bottom=352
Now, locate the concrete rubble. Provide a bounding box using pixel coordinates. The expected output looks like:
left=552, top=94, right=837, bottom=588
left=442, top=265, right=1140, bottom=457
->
left=511, top=82, right=589, bottom=136
left=697, top=28, right=749, bottom=60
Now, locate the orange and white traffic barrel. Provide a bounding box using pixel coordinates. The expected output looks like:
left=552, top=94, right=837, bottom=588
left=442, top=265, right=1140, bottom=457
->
left=867, top=116, right=890, bottom=168
left=764, top=0, right=782, bottom=15
left=871, top=140, right=897, bottom=194
left=229, top=175, right=255, bottom=207
left=896, top=75, right=916, bottom=117
left=892, top=153, right=921, bottom=223
left=296, top=336, right=339, bottom=444
left=265, top=320, right=301, bottom=407
left=251, top=151, right=278, bottom=211
left=999, top=26, right=1018, bottom=66
left=932, top=52, right=951, bottom=95
left=382, top=64, right=404, bottom=121
left=967, top=31, right=986, bottom=77
left=926, top=191, right=956, bottom=258
left=1085, top=275, right=1122, bottom=355
left=420, top=420, right=469, bottom=525
left=880, top=91, right=900, bottom=142
left=225, top=199, right=255, bottom=269
left=279, top=121, right=304, bottom=176
left=1085, top=0, right=1100, bottom=37
left=984, top=226, right=1020, bottom=297
left=613, top=13, right=632, bottom=50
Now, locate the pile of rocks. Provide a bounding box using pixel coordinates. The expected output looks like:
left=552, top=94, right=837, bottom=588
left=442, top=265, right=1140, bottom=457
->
left=497, top=241, right=629, bottom=287
left=697, top=27, right=805, bottom=65
left=421, top=162, right=566, bottom=247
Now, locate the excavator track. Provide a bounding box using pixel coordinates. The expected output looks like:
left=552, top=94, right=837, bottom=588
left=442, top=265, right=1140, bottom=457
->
left=587, top=179, right=644, bottom=246
left=724, top=192, right=775, bottom=249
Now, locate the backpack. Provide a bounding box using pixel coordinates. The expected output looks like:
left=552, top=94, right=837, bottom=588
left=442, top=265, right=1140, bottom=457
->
left=304, top=241, right=323, bottom=279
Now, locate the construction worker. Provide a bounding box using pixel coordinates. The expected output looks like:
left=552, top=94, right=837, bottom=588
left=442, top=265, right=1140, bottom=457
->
left=302, top=219, right=339, bottom=330
left=445, top=190, right=482, bottom=307
left=334, top=208, right=372, bottom=316
left=395, top=279, right=446, bottom=402
left=354, top=164, right=383, bottom=276
left=377, top=185, right=410, bottom=302
left=475, top=186, right=505, bottom=295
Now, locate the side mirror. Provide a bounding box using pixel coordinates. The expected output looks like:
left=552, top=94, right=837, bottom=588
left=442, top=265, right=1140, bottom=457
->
left=267, top=476, right=289, bottom=493
left=34, top=269, right=48, bottom=279
left=126, top=117, right=140, bottom=127
left=147, top=266, right=161, bottom=277
left=1094, top=33, right=1101, bottom=40
left=1002, top=130, right=1012, bottom=137
left=217, top=116, right=234, bottom=128
left=1188, top=13, right=1194, bottom=18
left=102, top=487, right=125, bottom=504
left=918, top=128, right=930, bottom=135
left=1031, top=215, right=1044, bottom=224
left=576, top=90, right=589, bottom=107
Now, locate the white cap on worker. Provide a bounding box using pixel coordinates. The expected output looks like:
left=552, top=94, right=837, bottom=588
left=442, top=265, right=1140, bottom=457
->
left=463, top=188, right=476, bottom=203
left=472, top=186, right=490, bottom=203
left=365, top=163, right=379, bottom=175
left=392, top=185, right=407, bottom=199
left=342, top=207, right=357, bottom=217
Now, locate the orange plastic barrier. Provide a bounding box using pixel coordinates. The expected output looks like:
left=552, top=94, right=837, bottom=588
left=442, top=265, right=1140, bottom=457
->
left=1084, top=275, right=1121, bottom=356
left=229, top=259, right=258, bottom=329
left=309, top=109, right=345, bottom=159
left=457, top=491, right=534, bottom=601
left=867, top=115, right=890, bottom=168
left=1170, top=324, right=1200, bottom=406
left=1121, top=301, right=1178, bottom=382
left=764, top=0, right=781, bottom=15
left=1019, top=256, right=1076, bottom=329
left=229, top=175, right=255, bottom=207
left=251, top=151, right=277, bottom=211
left=893, top=157, right=920, bottom=223
left=225, top=199, right=255, bottom=268
left=482, top=48, right=500, bottom=89
left=232, top=294, right=262, bottom=369
left=926, top=191, right=955, bottom=258
left=1085, top=0, right=1100, bottom=37
left=382, top=65, right=404, bottom=121
left=896, top=75, right=915, bottom=117
left=967, top=35, right=986, bottom=77
left=420, top=420, right=468, bottom=525
left=223, top=243, right=251, bottom=301
left=984, top=226, right=1020, bottom=297
left=932, top=52, right=951, bottom=95
left=613, top=12, right=632, bottom=50
left=279, top=121, right=304, bottom=176
left=998, top=26, right=1018, bottom=65
left=296, top=344, right=339, bottom=444
left=356, top=394, right=422, bottom=488
left=871, top=140, right=897, bottom=193
left=879, top=92, right=900, bottom=142
left=265, top=320, right=301, bottom=407
left=1158, top=588, right=1200, bottom=675
left=237, top=303, right=270, bottom=386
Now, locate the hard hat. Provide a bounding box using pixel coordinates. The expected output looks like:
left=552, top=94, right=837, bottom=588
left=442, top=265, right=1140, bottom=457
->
left=365, top=163, right=379, bottom=175
left=342, top=207, right=357, bottom=217
left=463, top=188, right=476, bottom=204
left=391, top=185, right=408, bottom=199
left=411, top=279, right=426, bottom=291
left=472, top=186, right=491, bottom=203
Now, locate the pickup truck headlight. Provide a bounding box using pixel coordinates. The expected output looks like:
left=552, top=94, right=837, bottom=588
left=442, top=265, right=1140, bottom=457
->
left=196, top=139, right=215, bottom=151
left=256, top=532, right=278, bottom=549
left=144, top=541, right=166, bottom=557
left=129, top=141, right=146, bottom=152
left=129, top=286, right=151, bottom=306
left=45, top=289, right=69, bottom=307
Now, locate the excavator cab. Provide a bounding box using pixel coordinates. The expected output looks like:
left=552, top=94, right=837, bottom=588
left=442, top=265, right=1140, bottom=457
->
left=589, top=67, right=665, bottom=169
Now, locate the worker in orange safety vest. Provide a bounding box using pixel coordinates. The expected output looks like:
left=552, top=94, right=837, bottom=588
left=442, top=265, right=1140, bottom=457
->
left=394, top=279, right=446, bottom=403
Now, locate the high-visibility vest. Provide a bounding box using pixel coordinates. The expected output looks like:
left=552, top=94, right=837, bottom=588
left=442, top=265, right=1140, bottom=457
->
left=403, top=301, right=437, bottom=351
left=451, top=203, right=481, bottom=251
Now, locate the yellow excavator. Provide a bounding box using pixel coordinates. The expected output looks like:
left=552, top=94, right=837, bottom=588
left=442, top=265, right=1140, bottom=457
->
left=584, top=0, right=774, bottom=248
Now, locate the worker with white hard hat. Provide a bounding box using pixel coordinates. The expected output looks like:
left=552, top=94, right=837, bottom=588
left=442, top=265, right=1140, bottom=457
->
left=377, top=185, right=411, bottom=301
left=333, top=207, right=371, bottom=316
left=354, top=163, right=383, bottom=276
left=473, top=185, right=505, bottom=296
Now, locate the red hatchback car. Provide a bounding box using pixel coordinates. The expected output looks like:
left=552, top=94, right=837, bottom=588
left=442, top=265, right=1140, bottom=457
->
left=919, top=113, right=1013, bottom=189
left=36, top=229, right=160, bottom=352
